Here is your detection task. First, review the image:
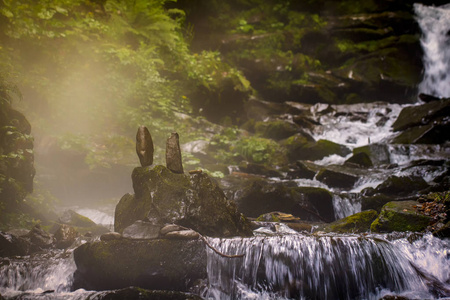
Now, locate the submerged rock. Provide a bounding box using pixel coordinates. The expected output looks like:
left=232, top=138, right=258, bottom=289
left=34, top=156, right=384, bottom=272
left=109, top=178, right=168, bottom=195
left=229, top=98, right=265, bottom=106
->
left=115, top=165, right=251, bottom=237
left=73, top=239, right=207, bottom=291
left=370, top=201, right=431, bottom=233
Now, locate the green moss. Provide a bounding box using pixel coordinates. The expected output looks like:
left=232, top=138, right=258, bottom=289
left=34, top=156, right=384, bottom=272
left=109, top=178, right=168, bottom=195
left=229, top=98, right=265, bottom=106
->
left=370, top=201, right=431, bottom=233
left=323, top=210, right=378, bottom=233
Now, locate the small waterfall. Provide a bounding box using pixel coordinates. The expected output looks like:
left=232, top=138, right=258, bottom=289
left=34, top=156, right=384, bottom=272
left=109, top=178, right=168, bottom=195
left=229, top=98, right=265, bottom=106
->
left=332, top=194, right=361, bottom=220
left=415, top=3, right=450, bottom=98
left=0, top=250, right=76, bottom=298
left=205, top=233, right=450, bottom=300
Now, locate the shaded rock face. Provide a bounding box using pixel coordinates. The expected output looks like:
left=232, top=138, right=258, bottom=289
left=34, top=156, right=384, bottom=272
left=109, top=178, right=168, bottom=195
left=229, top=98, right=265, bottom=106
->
left=73, top=239, right=207, bottom=292
left=223, top=177, right=335, bottom=223
left=115, top=165, right=252, bottom=237
left=316, top=169, right=358, bottom=189
left=391, top=98, right=450, bottom=144
left=0, top=231, right=30, bottom=257
left=370, top=201, right=431, bottom=233
left=136, top=126, right=154, bottom=167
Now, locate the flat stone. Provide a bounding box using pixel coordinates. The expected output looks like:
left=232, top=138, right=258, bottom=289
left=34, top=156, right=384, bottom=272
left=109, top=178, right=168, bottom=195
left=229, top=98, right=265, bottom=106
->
left=122, top=220, right=161, bottom=240
left=165, top=230, right=200, bottom=240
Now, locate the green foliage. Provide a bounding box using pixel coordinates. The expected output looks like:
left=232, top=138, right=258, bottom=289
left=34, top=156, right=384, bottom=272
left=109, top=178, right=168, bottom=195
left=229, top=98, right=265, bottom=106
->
left=234, top=136, right=280, bottom=164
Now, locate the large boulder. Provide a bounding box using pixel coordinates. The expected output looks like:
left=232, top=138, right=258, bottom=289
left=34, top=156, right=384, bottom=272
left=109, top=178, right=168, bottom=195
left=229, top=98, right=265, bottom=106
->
left=73, top=239, right=207, bottom=291
left=0, top=231, right=30, bottom=257
left=115, top=165, right=252, bottom=237
left=370, top=201, right=432, bottom=233
left=316, top=169, right=358, bottom=189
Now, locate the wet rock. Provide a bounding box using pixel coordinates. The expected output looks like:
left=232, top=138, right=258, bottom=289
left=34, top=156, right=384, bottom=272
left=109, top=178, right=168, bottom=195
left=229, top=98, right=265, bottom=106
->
left=136, top=125, right=154, bottom=167
left=374, top=175, right=429, bottom=196
left=100, top=232, right=122, bottom=241
left=24, top=224, right=54, bottom=250
left=370, top=201, right=432, bottom=233
left=344, top=152, right=373, bottom=168
left=282, top=134, right=351, bottom=161
left=160, top=224, right=185, bottom=235
left=433, top=221, right=450, bottom=238
left=122, top=220, right=161, bottom=240
left=316, top=169, right=358, bottom=189
left=392, top=98, right=450, bottom=132
left=255, top=119, right=299, bottom=140
left=320, top=210, right=378, bottom=233
left=166, top=132, right=184, bottom=174
left=165, top=229, right=200, bottom=240
left=286, top=161, right=316, bottom=180
left=54, top=224, right=79, bottom=249
left=115, top=165, right=252, bottom=237
left=73, top=239, right=207, bottom=291
left=85, top=287, right=203, bottom=300
left=229, top=177, right=335, bottom=222
left=353, top=143, right=390, bottom=166
left=0, top=231, right=30, bottom=257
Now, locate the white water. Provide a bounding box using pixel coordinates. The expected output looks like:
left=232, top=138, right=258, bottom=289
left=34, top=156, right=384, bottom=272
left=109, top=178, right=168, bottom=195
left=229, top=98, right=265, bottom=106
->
left=415, top=3, right=450, bottom=98
left=205, top=233, right=450, bottom=300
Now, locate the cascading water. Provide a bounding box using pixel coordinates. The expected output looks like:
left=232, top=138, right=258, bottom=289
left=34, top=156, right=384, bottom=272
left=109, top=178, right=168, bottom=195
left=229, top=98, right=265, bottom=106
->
left=205, top=232, right=450, bottom=300
left=415, top=3, right=450, bottom=98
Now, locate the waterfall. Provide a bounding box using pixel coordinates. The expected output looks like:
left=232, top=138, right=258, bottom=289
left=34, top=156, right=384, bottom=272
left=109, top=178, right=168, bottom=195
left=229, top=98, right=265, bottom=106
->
left=415, top=3, right=450, bottom=98
left=205, top=233, right=450, bottom=300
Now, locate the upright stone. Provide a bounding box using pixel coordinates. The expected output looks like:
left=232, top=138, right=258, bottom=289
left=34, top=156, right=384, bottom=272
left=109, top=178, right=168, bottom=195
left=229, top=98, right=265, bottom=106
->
left=136, top=126, right=154, bottom=167
left=166, top=132, right=184, bottom=174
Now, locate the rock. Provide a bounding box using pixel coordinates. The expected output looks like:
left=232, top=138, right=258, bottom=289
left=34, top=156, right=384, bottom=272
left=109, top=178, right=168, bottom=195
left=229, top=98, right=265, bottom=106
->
left=58, top=209, right=109, bottom=235
left=100, top=232, right=122, bottom=241
left=122, top=220, right=161, bottom=240
left=165, top=229, right=200, bottom=240
left=316, top=169, right=358, bottom=189
left=0, top=231, right=30, bottom=257
left=160, top=224, right=186, bottom=235
left=286, top=161, right=316, bottom=180
left=238, top=162, right=282, bottom=178
left=24, top=224, right=54, bottom=250
left=391, top=118, right=450, bottom=144
left=255, top=119, right=299, bottom=140
left=374, top=175, right=429, bottom=196
left=392, top=99, right=450, bottom=132
left=344, top=152, right=373, bottom=168
left=136, top=125, right=154, bottom=167
left=256, top=211, right=300, bottom=223
left=282, top=135, right=351, bottom=161
left=84, top=287, right=203, bottom=300
left=115, top=165, right=252, bottom=237
left=320, top=210, right=378, bottom=233
left=353, top=143, right=390, bottom=166
left=166, top=132, right=184, bottom=174
left=73, top=239, right=207, bottom=291
left=54, top=224, right=79, bottom=249
left=433, top=221, right=450, bottom=238
left=229, top=177, right=335, bottom=222
left=370, top=201, right=432, bottom=233
left=361, top=194, right=395, bottom=212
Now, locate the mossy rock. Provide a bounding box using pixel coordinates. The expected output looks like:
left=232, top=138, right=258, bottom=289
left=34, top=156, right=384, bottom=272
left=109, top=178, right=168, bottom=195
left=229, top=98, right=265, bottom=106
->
left=361, top=194, right=395, bottom=212
left=353, top=143, right=390, bottom=166
left=370, top=201, right=431, bottom=233
left=115, top=165, right=252, bottom=237
left=287, top=161, right=316, bottom=180
left=344, top=152, right=373, bottom=168
left=391, top=119, right=450, bottom=144
left=320, top=210, right=378, bottom=233
left=282, top=135, right=350, bottom=161
left=255, top=119, right=299, bottom=140
left=73, top=239, right=207, bottom=291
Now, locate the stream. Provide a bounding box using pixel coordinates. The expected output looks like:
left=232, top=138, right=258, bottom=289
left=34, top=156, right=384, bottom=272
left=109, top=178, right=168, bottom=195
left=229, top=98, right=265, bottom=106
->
left=1, top=3, right=450, bottom=300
